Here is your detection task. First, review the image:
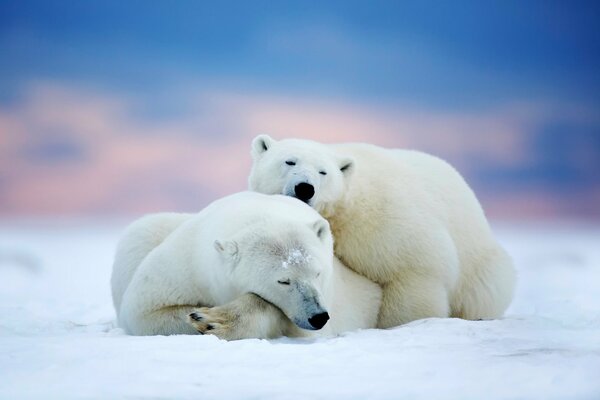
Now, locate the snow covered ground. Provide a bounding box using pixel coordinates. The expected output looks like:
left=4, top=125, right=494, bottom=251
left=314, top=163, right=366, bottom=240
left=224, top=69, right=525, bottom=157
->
left=1, top=221, right=599, bottom=399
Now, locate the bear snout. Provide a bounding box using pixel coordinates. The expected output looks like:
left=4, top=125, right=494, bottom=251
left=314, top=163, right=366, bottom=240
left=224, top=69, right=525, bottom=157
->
left=294, top=183, right=315, bottom=203
left=308, top=311, right=330, bottom=330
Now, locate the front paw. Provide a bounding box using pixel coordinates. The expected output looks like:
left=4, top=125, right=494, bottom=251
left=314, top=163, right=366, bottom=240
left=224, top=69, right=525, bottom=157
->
left=188, top=307, right=238, bottom=340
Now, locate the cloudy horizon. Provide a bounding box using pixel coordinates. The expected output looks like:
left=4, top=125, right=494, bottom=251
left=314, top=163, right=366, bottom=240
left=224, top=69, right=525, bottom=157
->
left=1, top=1, right=599, bottom=220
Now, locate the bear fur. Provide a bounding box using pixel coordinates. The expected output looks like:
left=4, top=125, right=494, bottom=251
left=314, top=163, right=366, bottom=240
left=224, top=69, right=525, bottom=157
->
left=248, top=135, right=516, bottom=328
left=111, top=191, right=381, bottom=339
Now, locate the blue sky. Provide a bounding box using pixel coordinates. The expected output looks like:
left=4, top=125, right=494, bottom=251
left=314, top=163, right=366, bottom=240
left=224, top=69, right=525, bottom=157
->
left=1, top=1, right=599, bottom=218
left=2, top=1, right=599, bottom=107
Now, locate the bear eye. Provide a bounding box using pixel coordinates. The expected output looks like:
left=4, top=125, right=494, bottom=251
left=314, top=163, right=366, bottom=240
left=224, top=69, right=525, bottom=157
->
left=319, top=171, right=327, bottom=176
left=277, top=279, right=291, bottom=285
left=285, top=160, right=296, bottom=166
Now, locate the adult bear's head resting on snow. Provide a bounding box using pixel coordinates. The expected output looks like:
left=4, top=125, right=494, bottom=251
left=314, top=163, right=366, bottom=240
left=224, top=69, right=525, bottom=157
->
left=249, top=135, right=354, bottom=215
left=213, top=208, right=334, bottom=330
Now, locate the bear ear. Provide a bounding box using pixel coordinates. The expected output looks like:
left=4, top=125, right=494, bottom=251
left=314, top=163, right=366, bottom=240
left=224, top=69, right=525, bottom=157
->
left=312, top=219, right=330, bottom=241
left=214, top=240, right=239, bottom=261
left=338, top=156, right=354, bottom=176
left=251, top=134, right=276, bottom=158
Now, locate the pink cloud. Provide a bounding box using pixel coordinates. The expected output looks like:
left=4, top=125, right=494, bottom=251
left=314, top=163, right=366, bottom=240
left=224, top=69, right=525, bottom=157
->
left=1, top=81, right=597, bottom=219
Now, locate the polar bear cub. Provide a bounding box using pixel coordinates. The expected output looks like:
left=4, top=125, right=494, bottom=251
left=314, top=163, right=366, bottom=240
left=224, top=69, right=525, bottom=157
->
left=111, top=191, right=381, bottom=339
left=249, top=135, right=516, bottom=328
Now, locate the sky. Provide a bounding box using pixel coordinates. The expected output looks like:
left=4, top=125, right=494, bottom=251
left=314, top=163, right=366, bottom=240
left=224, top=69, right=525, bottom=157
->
left=1, top=1, right=599, bottom=219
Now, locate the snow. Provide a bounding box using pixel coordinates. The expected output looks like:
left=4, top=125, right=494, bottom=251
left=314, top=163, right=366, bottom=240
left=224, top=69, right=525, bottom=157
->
left=1, top=222, right=599, bottom=399
left=282, top=248, right=311, bottom=268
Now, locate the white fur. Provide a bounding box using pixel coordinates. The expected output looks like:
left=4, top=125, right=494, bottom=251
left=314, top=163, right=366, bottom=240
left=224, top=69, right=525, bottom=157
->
left=111, top=192, right=381, bottom=337
left=248, top=135, right=516, bottom=328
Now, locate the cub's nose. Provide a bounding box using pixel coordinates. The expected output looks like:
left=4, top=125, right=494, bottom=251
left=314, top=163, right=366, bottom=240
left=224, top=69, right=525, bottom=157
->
left=308, top=311, right=330, bottom=330
left=294, top=183, right=315, bottom=203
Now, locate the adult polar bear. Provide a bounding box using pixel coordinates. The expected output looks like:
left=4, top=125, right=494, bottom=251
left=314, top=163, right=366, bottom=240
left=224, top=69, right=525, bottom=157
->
left=249, top=135, right=516, bottom=328
left=111, top=192, right=381, bottom=339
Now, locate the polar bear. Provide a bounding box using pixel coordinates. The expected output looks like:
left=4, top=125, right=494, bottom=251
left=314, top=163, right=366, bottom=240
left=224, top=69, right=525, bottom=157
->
left=111, top=191, right=381, bottom=339
left=248, top=135, right=516, bottom=328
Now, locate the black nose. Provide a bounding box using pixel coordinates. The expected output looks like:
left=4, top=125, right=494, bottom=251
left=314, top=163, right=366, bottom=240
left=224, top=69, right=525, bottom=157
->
left=308, top=311, right=330, bottom=330
left=294, top=183, right=315, bottom=203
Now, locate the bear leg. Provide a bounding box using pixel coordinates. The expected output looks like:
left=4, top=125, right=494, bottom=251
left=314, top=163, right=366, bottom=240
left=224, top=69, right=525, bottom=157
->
left=188, top=293, right=296, bottom=340
left=123, top=304, right=204, bottom=335
left=377, top=274, right=451, bottom=328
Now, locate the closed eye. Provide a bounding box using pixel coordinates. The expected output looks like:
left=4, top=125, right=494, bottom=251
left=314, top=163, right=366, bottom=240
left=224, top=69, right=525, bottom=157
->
left=285, top=160, right=296, bottom=166
left=278, top=279, right=291, bottom=285
left=319, top=171, right=327, bottom=175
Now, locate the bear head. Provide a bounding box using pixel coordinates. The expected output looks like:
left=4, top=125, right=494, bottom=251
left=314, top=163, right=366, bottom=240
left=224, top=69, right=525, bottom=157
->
left=248, top=134, right=354, bottom=215
left=214, top=215, right=334, bottom=331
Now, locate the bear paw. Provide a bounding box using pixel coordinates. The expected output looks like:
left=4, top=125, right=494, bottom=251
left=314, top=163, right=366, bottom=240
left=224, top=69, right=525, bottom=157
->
left=188, top=307, right=238, bottom=340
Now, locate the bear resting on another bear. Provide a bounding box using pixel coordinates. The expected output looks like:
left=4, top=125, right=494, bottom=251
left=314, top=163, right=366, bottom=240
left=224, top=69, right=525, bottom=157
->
left=249, top=135, right=516, bottom=328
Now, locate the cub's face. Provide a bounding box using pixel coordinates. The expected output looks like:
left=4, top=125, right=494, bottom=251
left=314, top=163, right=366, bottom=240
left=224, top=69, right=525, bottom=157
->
left=214, top=219, right=334, bottom=331
left=248, top=135, right=354, bottom=214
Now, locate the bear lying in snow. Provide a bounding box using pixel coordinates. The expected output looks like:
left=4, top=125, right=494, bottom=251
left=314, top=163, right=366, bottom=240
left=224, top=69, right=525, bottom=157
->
left=111, top=191, right=381, bottom=339
left=248, top=135, right=516, bottom=328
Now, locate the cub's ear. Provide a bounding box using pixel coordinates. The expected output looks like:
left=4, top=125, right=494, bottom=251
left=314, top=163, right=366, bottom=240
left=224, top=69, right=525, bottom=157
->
left=251, top=134, right=276, bottom=158
left=312, top=219, right=330, bottom=241
left=338, top=156, right=354, bottom=176
left=214, top=240, right=239, bottom=261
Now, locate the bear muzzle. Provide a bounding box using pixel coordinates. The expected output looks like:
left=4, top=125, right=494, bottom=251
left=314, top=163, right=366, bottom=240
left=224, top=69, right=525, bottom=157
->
left=308, top=311, right=330, bottom=330
left=294, top=182, right=315, bottom=203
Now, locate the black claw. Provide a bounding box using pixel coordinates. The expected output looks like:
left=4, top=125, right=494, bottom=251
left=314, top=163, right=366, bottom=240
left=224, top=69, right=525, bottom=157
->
left=206, top=324, right=214, bottom=331
left=189, top=313, right=203, bottom=321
